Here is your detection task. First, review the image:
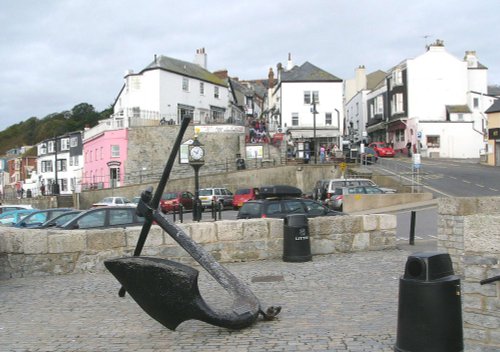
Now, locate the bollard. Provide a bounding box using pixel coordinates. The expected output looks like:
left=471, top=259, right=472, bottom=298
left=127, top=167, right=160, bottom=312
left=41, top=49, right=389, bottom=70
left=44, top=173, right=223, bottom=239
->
left=409, top=211, right=416, bottom=245
left=218, top=201, right=222, bottom=220
left=179, top=204, right=183, bottom=223
left=395, top=252, right=463, bottom=352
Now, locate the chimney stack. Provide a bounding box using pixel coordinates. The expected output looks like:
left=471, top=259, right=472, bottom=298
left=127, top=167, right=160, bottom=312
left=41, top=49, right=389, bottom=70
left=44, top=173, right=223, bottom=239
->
left=286, top=53, right=293, bottom=70
left=213, top=69, right=228, bottom=80
left=355, top=65, right=367, bottom=91
left=464, top=50, right=478, bottom=68
left=194, top=48, right=207, bottom=69
left=268, top=68, right=275, bottom=89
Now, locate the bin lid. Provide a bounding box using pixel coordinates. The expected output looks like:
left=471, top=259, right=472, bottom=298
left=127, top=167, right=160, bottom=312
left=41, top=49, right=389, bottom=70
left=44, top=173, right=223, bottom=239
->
left=404, top=252, right=455, bottom=281
left=284, top=214, right=308, bottom=226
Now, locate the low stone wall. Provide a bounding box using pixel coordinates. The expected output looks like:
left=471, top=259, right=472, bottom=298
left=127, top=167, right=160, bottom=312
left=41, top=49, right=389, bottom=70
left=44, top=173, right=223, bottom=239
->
left=0, top=214, right=396, bottom=279
left=343, top=192, right=433, bottom=213
left=438, top=197, right=500, bottom=351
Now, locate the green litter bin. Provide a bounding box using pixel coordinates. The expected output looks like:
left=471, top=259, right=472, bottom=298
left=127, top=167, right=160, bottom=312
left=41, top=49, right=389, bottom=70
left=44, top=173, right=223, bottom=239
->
left=283, top=214, right=312, bottom=262
left=395, top=252, right=463, bottom=352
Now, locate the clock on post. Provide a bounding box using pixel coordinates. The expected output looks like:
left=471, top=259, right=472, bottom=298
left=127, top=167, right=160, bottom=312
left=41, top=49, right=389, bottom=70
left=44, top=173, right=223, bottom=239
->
left=188, top=136, right=205, bottom=221
left=188, top=137, right=205, bottom=164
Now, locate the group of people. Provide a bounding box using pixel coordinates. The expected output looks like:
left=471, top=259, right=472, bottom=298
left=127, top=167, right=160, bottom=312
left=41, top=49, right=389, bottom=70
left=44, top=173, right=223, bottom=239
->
left=248, top=119, right=268, bottom=143
left=319, top=144, right=341, bottom=163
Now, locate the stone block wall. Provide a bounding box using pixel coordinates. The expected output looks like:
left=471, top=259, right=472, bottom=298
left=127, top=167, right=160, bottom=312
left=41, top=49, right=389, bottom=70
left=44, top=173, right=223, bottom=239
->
left=438, top=197, right=500, bottom=351
left=0, top=214, right=396, bottom=279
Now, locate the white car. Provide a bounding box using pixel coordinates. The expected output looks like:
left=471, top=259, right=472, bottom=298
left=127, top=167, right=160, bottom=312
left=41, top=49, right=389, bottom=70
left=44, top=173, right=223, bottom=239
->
left=324, top=178, right=396, bottom=199
left=91, top=197, right=135, bottom=208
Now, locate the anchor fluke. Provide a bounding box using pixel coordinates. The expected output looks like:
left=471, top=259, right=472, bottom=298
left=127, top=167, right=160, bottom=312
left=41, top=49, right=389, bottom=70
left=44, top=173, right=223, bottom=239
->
left=105, top=256, right=261, bottom=330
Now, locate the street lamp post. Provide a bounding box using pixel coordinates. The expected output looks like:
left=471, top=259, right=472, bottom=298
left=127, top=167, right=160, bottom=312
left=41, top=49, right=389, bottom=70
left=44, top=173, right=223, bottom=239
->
left=311, top=100, right=318, bottom=164
left=52, top=137, right=60, bottom=195
left=188, top=136, right=205, bottom=222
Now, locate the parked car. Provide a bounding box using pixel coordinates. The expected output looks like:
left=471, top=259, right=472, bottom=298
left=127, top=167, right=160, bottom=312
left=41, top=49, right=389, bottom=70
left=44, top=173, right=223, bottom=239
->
left=232, top=187, right=259, bottom=209
left=0, top=209, right=37, bottom=225
left=0, top=204, right=34, bottom=214
left=160, top=191, right=194, bottom=213
left=131, top=196, right=141, bottom=206
left=199, top=188, right=233, bottom=209
left=327, top=185, right=386, bottom=211
left=237, top=184, right=344, bottom=219
left=368, top=142, right=395, bottom=157
left=237, top=197, right=344, bottom=219
left=358, top=146, right=378, bottom=164
left=13, top=208, right=74, bottom=228
left=32, top=210, right=83, bottom=229
left=59, top=206, right=144, bottom=230
left=91, top=197, right=135, bottom=208
left=324, top=178, right=396, bottom=200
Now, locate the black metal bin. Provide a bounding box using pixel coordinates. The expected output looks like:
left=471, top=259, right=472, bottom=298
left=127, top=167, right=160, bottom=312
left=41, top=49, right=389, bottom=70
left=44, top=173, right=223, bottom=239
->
left=283, top=214, right=312, bottom=262
left=395, top=252, right=463, bottom=352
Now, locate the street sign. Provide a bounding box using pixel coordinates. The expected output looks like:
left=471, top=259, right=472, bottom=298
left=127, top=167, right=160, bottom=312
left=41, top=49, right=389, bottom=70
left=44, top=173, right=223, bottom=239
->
left=417, top=131, right=422, bottom=140
left=340, top=162, right=347, bottom=172
left=413, top=153, right=421, bottom=169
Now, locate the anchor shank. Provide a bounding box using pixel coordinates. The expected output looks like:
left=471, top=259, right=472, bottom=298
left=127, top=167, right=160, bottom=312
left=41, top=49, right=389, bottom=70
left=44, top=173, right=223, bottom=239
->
left=152, top=209, right=259, bottom=306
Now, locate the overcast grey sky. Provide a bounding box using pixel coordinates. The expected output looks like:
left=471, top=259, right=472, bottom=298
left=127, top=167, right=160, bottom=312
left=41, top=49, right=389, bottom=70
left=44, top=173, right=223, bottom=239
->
left=1, top=0, right=499, bottom=132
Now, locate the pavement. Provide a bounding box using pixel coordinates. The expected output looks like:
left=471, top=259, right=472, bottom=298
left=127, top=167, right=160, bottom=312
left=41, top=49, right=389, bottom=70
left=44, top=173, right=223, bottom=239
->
left=0, top=200, right=439, bottom=351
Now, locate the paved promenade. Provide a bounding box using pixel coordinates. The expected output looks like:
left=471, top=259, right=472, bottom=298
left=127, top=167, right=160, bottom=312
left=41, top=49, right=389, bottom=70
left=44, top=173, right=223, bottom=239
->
left=1, top=243, right=435, bottom=352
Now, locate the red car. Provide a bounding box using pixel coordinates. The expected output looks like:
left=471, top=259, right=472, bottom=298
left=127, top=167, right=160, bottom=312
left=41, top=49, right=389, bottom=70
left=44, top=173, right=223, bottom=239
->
left=368, top=142, right=395, bottom=157
left=160, top=191, right=194, bottom=213
left=232, top=187, right=259, bottom=209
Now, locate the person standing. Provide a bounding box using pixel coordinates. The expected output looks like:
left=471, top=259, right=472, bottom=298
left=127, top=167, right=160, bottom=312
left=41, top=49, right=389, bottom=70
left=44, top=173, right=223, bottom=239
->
left=406, top=141, right=412, bottom=157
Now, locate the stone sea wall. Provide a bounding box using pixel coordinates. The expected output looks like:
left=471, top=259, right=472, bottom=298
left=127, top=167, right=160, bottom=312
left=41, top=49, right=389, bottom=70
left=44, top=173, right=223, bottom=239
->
left=0, top=214, right=396, bottom=279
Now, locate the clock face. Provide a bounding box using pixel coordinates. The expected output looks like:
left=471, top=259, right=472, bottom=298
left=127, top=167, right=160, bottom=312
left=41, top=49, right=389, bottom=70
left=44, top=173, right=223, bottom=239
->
left=190, top=146, right=204, bottom=160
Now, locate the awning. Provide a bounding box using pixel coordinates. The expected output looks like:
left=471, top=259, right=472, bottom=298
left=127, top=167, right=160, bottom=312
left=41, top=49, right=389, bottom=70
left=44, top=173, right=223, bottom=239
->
left=387, top=119, right=407, bottom=132
left=366, top=121, right=386, bottom=133
left=287, top=128, right=341, bottom=139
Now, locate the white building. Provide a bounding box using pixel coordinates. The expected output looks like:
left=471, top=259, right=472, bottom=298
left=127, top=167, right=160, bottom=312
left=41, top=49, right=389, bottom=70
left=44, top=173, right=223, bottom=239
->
left=110, top=48, right=230, bottom=129
left=362, top=40, right=496, bottom=158
left=268, top=55, right=344, bottom=160
left=344, top=66, right=386, bottom=144
left=37, top=132, right=83, bottom=195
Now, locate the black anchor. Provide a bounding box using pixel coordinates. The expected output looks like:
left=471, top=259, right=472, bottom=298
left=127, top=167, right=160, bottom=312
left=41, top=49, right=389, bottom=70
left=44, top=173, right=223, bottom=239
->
left=105, top=116, right=281, bottom=330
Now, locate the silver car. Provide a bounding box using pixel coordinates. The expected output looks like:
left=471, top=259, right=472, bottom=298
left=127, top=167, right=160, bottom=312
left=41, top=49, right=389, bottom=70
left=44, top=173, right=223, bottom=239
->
left=198, top=188, right=233, bottom=209
left=328, top=185, right=386, bottom=211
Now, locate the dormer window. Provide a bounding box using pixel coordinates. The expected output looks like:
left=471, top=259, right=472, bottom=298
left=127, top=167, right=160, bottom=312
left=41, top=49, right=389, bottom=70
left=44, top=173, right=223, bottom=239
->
left=392, top=69, right=403, bottom=86
left=48, top=141, right=55, bottom=153
left=39, top=144, right=47, bottom=155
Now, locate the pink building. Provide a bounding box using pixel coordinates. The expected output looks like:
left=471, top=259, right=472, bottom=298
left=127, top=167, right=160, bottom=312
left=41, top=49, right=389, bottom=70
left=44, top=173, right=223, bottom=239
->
left=82, top=129, right=128, bottom=189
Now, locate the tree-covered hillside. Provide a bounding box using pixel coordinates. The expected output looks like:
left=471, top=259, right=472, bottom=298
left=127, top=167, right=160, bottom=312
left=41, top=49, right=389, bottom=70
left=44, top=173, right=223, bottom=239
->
left=0, top=103, right=113, bottom=155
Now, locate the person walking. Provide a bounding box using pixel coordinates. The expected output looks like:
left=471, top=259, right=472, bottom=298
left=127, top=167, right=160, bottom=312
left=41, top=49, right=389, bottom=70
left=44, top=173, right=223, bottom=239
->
left=406, top=141, right=412, bottom=158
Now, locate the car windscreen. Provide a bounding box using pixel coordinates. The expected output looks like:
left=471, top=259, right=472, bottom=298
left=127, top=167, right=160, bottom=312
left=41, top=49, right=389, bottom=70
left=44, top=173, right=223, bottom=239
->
left=302, top=200, right=326, bottom=216
left=162, top=193, right=178, bottom=200
left=77, top=210, right=106, bottom=228
left=333, top=188, right=343, bottom=195
left=238, top=202, right=261, bottom=217
left=52, top=212, right=81, bottom=227
left=199, top=189, right=213, bottom=196
left=283, top=200, right=305, bottom=213
left=235, top=189, right=251, bottom=195
left=109, top=208, right=135, bottom=226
